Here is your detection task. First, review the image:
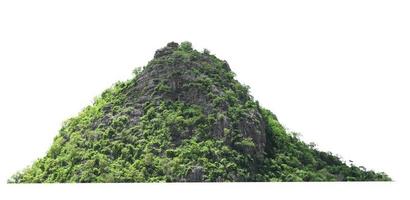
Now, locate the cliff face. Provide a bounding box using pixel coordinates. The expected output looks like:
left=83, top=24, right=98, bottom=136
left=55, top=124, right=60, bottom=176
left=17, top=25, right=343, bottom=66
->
left=129, top=42, right=266, bottom=157
left=9, top=42, right=390, bottom=183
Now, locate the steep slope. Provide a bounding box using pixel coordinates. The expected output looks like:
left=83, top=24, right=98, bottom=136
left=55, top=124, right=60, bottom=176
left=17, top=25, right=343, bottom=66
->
left=9, top=42, right=390, bottom=182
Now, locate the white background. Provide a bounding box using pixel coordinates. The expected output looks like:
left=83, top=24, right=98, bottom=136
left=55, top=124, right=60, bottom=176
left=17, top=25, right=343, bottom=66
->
left=0, top=0, right=409, bottom=199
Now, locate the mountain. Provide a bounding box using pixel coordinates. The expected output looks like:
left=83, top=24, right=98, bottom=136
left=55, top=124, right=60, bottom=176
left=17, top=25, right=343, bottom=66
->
left=9, top=42, right=390, bottom=182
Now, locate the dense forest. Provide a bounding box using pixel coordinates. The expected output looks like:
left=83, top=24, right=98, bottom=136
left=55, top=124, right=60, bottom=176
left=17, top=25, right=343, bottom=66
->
left=9, top=42, right=390, bottom=182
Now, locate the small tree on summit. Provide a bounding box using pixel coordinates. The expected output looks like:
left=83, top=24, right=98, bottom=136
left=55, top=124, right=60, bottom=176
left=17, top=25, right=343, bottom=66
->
left=180, top=41, right=193, bottom=51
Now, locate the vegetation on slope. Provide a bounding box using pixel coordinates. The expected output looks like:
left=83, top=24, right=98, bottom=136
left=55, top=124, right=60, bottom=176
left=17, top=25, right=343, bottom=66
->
left=9, top=42, right=390, bottom=183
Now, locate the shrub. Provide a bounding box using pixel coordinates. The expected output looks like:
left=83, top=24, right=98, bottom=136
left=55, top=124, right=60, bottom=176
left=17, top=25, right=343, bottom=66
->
left=180, top=41, right=193, bottom=51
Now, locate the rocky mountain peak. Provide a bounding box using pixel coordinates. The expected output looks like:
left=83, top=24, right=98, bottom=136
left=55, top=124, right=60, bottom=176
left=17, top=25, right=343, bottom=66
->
left=9, top=42, right=390, bottom=183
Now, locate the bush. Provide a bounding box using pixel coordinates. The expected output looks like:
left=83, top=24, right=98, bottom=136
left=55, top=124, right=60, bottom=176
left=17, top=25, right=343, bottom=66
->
left=203, top=49, right=210, bottom=55
left=180, top=41, right=193, bottom=51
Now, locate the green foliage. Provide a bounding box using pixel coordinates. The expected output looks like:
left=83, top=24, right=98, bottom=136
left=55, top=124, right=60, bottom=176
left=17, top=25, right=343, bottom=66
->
left=133, top=67, right=143, bottom=77
left=203, top=48, right=210, bottom=55
left=235, top=137, right=256, bottom=149
left=180, top=41, right=193, bottom=51
left=154, top=81, right=171, bottom=93
left=9, top=42, right=391, bottom=183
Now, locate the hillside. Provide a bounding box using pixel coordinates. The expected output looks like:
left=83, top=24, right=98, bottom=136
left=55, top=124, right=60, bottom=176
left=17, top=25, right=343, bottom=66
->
left=9, top=42, right=390, bottom=182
